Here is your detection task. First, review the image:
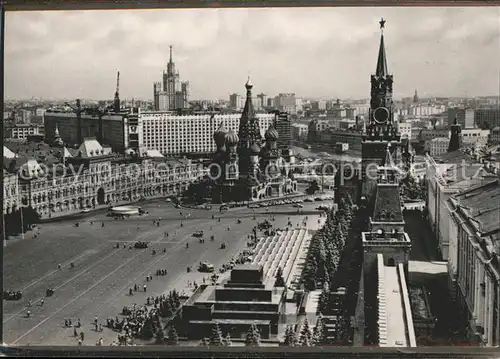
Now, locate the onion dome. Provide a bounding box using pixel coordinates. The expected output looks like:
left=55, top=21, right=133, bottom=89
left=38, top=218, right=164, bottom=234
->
left=250, top=142, right=261, bottom=155
left=265, top=126, right=279, bottom=141
left=213, top=123, right=227, bottom=148
left=225, top=130, right=239, bottom=147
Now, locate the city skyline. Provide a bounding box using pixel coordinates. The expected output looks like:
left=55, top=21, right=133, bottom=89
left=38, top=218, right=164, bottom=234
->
left=5, top=7, right=500, bottom=101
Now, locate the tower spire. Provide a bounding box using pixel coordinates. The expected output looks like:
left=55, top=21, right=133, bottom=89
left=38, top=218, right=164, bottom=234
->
left=169, top=45, right=173, bottom=63
left=114, top=71, right=120, bottom=113
left=448, top=116, right=462, bottom=152
left=376, top=18, right=388, bottom=77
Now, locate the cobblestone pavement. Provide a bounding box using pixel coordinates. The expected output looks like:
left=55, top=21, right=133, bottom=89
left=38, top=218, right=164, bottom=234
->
left=3, top=199, right=325, bottom=346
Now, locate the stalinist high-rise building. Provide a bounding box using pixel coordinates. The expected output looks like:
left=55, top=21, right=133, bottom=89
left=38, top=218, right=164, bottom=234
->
left=153, top=46, right=190, bottom=111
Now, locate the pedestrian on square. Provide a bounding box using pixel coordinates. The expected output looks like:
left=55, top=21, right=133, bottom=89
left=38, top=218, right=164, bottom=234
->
left=143, top=284, right=147, bottom=292
left=80, top=331, right=84, bottom=341
left=58, top=263, right=62, bottom=270
left=78, top=339, right=82, bottom=346
left=129, top=288, right=133, bottom=296
left=74, top=327, right=78, bottom=337
left=40, top=299, right=44, bottom=306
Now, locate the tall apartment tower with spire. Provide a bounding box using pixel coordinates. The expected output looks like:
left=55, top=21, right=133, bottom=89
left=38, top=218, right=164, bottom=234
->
left=153, top=46, right=190, bottom=111
left=360, top=18, right=402, bottom=202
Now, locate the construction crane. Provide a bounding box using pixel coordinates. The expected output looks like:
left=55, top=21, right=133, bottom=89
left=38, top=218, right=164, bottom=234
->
left=64, top=99, right=83, bottom=145
left=113, top=71, right=120, bottom=113
left=88, top=106, right=108, bottom=143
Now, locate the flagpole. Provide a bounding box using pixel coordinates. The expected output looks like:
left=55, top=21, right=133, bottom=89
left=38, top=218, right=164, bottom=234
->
left=3, top=211, right=6, bottom=247
left=20, top=206, right=25, bottom=241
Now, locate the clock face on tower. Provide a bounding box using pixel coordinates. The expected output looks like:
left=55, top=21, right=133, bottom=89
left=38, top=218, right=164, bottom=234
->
left=373, top=107, right=390, bottom=124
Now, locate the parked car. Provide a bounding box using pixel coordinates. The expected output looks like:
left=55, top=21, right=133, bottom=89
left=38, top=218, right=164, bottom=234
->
left=198, top=262, right=215, bottom=273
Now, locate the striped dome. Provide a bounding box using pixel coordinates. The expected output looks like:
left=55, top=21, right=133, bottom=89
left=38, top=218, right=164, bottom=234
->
left=225, top=130, right=239, bottom=147
left=265, top=126, right=279, bottom=141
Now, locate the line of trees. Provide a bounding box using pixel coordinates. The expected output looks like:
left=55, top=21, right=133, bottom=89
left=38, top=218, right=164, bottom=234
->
left=283, top=317, right=330, bottom=347
left=141, top=290, right=182, bottom=343
left=199, top=322, right=261, bottom=347
left=4, top=206, right=40, bottom=237
left=399, top=175, right=426, bottom=201
left=301, top=192, right=354, bottom=291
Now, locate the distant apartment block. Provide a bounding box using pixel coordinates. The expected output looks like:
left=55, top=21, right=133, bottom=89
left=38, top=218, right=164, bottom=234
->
left=275, top=93, right=297, bottom=114
left=447, top=108, right=476, bottom=129
left=490, top=127, right=500, bottom=145
left=5, top=124, right=45, bottom=140
left=461, top=128, right=490, bottom=147
left=475, top=108, right=500, bottom=129
left=397, top=122, right=412, bottom=139
left=139, top=112, right=275, bottom=156
left=291, top=123, right=308, bottom=140
left=429, top=137, right=450, bottom=157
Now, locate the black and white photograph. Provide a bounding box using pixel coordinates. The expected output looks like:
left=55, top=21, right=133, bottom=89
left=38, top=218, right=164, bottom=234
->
left=2, top=5, right=500, bottom=351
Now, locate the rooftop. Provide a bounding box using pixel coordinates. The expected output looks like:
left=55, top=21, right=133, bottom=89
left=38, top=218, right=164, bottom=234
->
left=77, top=138, right=111, bottom=158
left=452, top=179, right=500, bottom=234
left=372, top=184, right=404, bottom=222
left=434, top=149, right=473, bottom=164
left=440, top=162, right=497, bottom=187
left=377, top=254, right=416, bottom=348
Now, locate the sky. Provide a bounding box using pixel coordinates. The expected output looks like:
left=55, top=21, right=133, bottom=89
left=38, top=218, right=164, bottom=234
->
left=5, top=7, right=500, bottom=101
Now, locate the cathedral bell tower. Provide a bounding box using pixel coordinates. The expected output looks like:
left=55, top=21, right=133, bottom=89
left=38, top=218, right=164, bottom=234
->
left=361, top=18, right=402, bottom=201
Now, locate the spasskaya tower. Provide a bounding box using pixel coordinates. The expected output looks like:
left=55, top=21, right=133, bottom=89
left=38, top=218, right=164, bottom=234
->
left=360, top=18, right=402, bottom=200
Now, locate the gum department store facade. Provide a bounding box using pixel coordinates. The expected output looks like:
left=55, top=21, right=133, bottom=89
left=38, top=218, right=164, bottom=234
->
left=3, top=132, right=203, bottom=219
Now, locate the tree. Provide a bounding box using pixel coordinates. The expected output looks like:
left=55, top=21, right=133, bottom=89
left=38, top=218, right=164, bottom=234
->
left=306, top=180, right=320, bottom=195
left=209, top=322, right=224, bottom=346
left=283, top=325, right=297, bottom=347
left=317, top=317, right=330, bottom=345
left=155, top=327, right=166, bottom=344
left=139, top=317, right=155, bottom=340
left=160, top=300, right=173, bottom=318
left=199, top=337, right=210, bottom=347
left=171, top=290, right=181, bottom=308
left=166, top=325, right=179, bottom=345
left=312, top=318, right=325, bottom=346
left=274, top=267, right=286, bottom=287
left=223, top=333, right=232, bottom=347
left=318, top=283, right=330, bottom=315
left=5, top=206, right=41, bottom=236
left=299, top=318, right=312, bottom=346
left=245, top=323, right=261, bottom=347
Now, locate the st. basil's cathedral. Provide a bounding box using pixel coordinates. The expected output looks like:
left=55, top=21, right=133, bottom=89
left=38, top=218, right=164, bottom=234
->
left=210, top=79, right=297, bottom=204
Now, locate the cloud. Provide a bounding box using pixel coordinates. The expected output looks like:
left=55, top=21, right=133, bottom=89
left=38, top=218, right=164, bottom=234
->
left=4, top=7, right=500, bottom=101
